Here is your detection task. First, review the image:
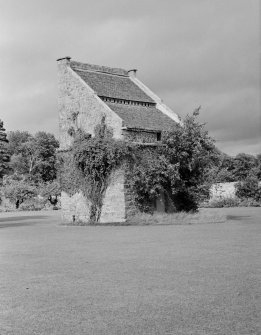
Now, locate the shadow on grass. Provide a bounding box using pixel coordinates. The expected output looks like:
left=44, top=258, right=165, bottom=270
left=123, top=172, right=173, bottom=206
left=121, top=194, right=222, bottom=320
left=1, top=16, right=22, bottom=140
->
left=0, top=216, right=48, bottom=228
left=227, top=215, right=252, bottom=221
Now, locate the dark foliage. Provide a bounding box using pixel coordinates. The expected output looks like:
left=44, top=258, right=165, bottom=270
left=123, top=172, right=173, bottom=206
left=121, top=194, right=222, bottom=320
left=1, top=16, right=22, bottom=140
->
left=236, top=176, right=261, bottom=201
left=128, top=109, right=218, bottom=212
left=0, top=120, right=10, bottom=182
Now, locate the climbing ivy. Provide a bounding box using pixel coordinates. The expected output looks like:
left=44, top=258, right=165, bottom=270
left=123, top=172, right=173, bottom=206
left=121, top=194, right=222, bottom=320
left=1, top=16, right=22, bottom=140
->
left=59, top=110, right=217, bottom=223
left=60, top=118, right=133, bottom=223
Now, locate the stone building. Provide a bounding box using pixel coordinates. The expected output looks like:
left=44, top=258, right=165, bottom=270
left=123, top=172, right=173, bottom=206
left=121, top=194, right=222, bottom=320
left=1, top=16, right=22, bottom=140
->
left=57, top=57, right=180, bottom=223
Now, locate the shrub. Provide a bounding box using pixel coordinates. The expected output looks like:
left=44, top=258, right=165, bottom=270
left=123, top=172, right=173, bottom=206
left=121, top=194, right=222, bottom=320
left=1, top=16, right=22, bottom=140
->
left=206, top=197, right=240, bottom=208
left=237, top=198, right=261, bottom=207
left=204, top=197, right=261, bottom=208
left=236, top=177, right=261, bottom=201
left=40, top=181, right=61, bottom=207
left=19, top=198, right=45, bottom=211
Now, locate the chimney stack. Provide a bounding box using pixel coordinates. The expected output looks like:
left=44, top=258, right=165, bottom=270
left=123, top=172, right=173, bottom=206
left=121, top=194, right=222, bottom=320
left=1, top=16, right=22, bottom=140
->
left=56, top=56, right=71, bottom=65
left=128, top=69, right=138, bottom=78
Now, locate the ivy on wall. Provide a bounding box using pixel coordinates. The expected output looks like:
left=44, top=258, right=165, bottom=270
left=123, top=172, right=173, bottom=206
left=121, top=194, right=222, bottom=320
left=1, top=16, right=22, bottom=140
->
left=60, top=117, right=133, bottom=223
left=59, top=110, right=218, bottom=223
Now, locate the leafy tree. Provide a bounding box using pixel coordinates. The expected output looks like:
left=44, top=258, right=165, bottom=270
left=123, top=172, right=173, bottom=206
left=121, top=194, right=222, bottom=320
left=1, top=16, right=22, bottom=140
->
left=161, top=108, right=218, bottom=210
left=2, top=174, right=37, bottom=209
left=0, top=120, right=10, bottom=182
left=32, top=132, right=59, bottom=182
left=255, top=154, right=261, bottom=179
left=8, top=131, right=59, bottom=182
left=233, top=153, right=257, bottom=180
left=206, top=152, right=261, bottom=183
left=7, top=130, right=32, bottom=156
left=127, top=147, right=176, bottom=212
left=129, top=108, right=218, bottom=211
left=236, top=176, right=261, bottom=201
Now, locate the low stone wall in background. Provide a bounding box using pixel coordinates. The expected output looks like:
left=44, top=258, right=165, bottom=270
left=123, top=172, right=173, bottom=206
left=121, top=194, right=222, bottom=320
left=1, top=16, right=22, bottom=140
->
left=210, top=182, right=237, bottom=200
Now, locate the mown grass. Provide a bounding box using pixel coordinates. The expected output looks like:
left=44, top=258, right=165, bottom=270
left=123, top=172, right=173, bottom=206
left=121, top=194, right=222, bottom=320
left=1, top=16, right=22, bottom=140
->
left=127, top=209, right=227, bottom=225
left=1, top=208, right=260, bottom=335
left=65, top=209, right=227, bottom=226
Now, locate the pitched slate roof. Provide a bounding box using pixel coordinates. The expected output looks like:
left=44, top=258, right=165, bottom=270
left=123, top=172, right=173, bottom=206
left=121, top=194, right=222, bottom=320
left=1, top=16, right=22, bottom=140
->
left=71, top=61, right=128, bottom=76
left=105, top=102, right=177, bottom=131
left=71, top=62, right=154, bottom=103
left=70, top=60, right=178, bottom=132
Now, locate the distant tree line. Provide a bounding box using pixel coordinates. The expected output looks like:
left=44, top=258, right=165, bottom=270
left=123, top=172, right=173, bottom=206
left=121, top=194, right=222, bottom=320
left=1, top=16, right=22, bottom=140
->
left=207, top=152, right=261, bottom=182
left=0, top=128, right=60, bottom=209
left=0, top=116, right=260, bottom=212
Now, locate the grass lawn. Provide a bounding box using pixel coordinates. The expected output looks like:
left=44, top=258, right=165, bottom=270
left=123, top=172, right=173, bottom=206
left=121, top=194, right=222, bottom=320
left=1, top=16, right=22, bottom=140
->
left=0, top=208, right=260, bottom=334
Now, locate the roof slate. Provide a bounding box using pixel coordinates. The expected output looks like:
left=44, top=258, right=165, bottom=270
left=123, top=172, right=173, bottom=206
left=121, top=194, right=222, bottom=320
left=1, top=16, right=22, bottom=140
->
left=105, top=102, right=177, bottom=132
left=72, top=67, right=155, bottom=103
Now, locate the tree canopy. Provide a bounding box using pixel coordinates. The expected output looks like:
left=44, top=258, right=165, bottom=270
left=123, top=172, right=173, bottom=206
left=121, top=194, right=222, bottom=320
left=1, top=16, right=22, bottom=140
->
left=129, top=109, right=218, bottom=211
left=7, top=131, right=59, bottom=182
left=0, top=119, right=10, bottom=182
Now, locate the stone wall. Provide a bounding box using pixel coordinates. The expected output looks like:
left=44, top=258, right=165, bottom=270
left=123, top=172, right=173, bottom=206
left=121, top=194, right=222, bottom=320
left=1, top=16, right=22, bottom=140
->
left=99, top=168, right=126, bottom=223
left=210, top=182, right=237, bottom=200
left=123, top=129, right=158, bottom=143
left=57, top=58, right=123, bottom=150
left=57, top=58, right=128, bottom=224
left=60, top=191, right=91, bottom=223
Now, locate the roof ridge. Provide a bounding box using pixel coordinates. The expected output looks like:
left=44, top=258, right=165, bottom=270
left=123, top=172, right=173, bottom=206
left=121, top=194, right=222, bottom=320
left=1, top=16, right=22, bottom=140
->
left=73, top=67, right=129, bottom=78
left=70, top=61, right=128, bottom=77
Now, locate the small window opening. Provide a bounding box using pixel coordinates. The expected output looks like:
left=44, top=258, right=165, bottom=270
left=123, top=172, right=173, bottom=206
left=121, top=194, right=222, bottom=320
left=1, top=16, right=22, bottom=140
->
left=157, top=132, right=161, bottom=141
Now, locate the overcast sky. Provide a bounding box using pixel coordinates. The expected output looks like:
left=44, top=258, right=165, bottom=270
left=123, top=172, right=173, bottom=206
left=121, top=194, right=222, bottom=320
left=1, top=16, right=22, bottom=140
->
left=0, top=0, right=260, bottom=156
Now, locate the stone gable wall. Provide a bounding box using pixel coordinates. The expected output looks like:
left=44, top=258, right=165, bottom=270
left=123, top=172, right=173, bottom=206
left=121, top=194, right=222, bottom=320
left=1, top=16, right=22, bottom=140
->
left=57, top=59, right=123, bottom=150
left=57, top=59, right=127, bottom=223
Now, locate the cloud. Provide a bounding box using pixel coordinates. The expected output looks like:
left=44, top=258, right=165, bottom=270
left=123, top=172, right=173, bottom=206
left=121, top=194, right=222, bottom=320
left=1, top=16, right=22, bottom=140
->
left=0, top=0, right=259, bottom=155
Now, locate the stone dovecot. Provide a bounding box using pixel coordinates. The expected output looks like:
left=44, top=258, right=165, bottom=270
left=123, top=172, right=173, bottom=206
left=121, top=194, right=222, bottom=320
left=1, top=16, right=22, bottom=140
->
left=57, top=57, right=180, bottom=223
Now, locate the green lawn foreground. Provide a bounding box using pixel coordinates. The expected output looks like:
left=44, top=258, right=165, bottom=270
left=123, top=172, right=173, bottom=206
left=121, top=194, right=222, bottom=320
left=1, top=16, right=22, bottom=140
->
left=0, top=208, right=260, bottom=335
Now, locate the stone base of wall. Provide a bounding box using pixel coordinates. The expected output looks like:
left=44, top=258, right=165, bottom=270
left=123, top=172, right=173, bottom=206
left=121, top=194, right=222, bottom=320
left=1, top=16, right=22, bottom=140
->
left=100, top=169, right=126, bottom=223
left=60, top=168, right=131, bottom=224
left=61, top=191, right=91, bottom=223
left=60, top=168, right=174, bottom=224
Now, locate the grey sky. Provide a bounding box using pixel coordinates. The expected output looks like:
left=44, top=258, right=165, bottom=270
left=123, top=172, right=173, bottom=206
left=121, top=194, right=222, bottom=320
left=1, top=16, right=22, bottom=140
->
left=0, top=0, right=260, bottom=156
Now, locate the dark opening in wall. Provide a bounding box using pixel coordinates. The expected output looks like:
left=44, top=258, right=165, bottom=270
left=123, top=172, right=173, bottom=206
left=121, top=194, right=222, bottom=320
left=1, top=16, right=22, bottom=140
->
left=157, top=132, right=161, bottom=141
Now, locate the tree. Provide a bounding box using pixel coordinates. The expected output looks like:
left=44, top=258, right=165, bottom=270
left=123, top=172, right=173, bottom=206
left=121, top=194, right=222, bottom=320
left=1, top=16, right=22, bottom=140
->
left=8, top=131, right=59, bottom=182
left=236, top=176, right=261, bottom=201
left=7, top=130, right=32, bottom=156
left=129, top=108, right=218, bottom=211
left=0, top=119, right=10, bottom=182
left=255, top=154, right=261, bottom=179
left=161, top=108, right=218, bottom=210
left=127, top=147, right=176, bottom=212
left=233, top=153, right=257, bottom=180
left=2, top=175, right=37, bottom=209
